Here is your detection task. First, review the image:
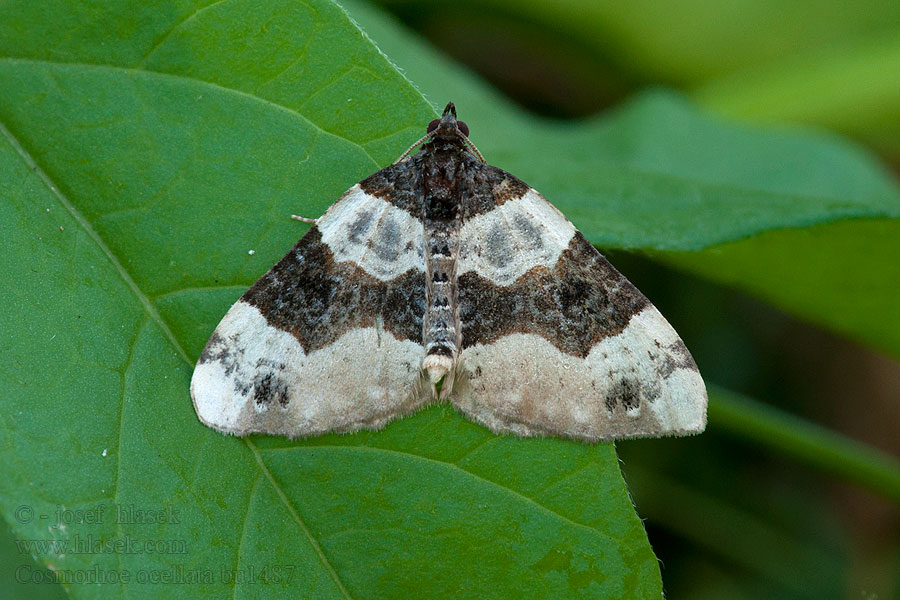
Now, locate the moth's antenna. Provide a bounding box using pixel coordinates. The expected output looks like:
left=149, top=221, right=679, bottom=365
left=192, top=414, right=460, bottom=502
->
left=394, top=132, right=433, bottom=164
left=461, top=134, right=486, bottom=163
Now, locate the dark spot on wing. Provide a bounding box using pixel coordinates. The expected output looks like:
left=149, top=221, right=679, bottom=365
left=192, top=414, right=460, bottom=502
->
left=512, top=213, right=543, bottom=250
left=347, top=210, right=375, bottom=243
left=369, top=215, right=400, bottom=262
left=484, top=221, right=511, bottom=268
left=232, top=377, right=250, bottom=397
left=606, top=378, right=641, bottom=413
left=198, top=331, right=226, bottom=364
left=198, top=331, right=245, bottom=377
left=253, top=372, right=289, bottom=408
left=657, top=339, right=699, bottom=378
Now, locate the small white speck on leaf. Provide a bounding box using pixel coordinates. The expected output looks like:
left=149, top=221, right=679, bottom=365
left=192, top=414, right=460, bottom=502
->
left=248, top=249, right=255, bottom=255
left=101, top=448, right=107, bottom=457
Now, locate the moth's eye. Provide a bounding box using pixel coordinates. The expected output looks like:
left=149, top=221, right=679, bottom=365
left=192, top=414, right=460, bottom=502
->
left=457, top=121, right=469, bottom=137
left=427, top=119, right=440, bottom=133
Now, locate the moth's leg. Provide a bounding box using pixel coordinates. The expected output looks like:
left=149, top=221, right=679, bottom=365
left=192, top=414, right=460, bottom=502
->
left=290, top=214, right=320, bottom=224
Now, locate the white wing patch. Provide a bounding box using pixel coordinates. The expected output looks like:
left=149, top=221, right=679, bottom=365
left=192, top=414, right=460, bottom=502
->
left=459, top=189, right=576, bottom=285
left=451, top=307, right=707, bottom=442
left=191, top=301, right=429, bottom=437
left=317, top=184, right=424, bottom=281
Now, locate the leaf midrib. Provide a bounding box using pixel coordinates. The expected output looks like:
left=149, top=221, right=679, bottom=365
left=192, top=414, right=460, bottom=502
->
left=0, top=117, right=192, bottom=364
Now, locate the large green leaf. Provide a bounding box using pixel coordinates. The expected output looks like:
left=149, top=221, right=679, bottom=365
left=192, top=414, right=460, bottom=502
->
left=0, top=0, right=661, bottom=598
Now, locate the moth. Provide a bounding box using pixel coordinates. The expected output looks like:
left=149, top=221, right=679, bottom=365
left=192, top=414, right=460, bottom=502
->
left=190, top=102, right=707, bottom=442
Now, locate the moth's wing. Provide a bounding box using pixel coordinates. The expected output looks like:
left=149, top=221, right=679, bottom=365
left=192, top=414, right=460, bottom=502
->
left=190, top=182, right=430, bottom=438
left=451, top=171, right=707, bottom=442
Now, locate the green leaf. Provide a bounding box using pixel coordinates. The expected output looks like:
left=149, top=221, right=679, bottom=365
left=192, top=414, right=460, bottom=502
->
left=0, top=517, right=68, bottom=599
left=0, top=0, right=660, bottom=598
left=5, top=0, right=900, bottom=597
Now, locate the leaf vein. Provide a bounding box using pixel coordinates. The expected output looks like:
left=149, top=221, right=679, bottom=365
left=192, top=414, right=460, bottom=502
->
left=231, top=468, right=262, bottom=600
left=113, top=315, right=149, bottom=600
left=261, top=444, right=617, bottom=542
left=246, top=439, right=354, bottom=599
left=0, top=115, right=193, bottom=365
left=135, top=0, right=231, bottom=68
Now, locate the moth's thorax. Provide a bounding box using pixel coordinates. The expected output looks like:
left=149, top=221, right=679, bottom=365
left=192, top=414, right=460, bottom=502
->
left=425, top=136, right=468, bottom=154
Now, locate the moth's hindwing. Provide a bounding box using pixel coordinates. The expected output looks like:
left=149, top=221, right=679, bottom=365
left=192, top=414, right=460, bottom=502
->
left=190, top=183, right=430, bottom=438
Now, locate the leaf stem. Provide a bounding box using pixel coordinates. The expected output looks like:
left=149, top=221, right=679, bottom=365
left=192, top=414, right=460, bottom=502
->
left=709, top=384, right=900, bottom=505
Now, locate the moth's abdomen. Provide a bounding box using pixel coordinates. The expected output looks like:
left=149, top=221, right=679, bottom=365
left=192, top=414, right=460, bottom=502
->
left=424, top=229, right=459, bottom=361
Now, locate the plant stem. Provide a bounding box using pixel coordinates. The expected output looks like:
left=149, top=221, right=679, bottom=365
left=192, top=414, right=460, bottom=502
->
left=709, top=384, right=900, bottom=505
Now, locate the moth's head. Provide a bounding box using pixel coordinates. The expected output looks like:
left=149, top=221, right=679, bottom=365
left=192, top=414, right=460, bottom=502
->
left=426, top=102, right=470, bottom=144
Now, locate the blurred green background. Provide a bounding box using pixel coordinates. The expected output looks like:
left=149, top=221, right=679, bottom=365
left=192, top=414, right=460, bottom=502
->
left=371, top=1, right=900, bottom=598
